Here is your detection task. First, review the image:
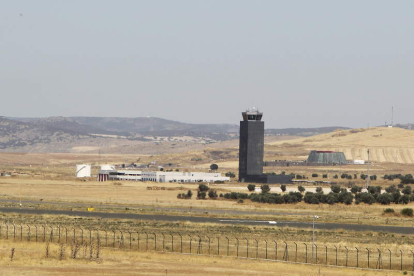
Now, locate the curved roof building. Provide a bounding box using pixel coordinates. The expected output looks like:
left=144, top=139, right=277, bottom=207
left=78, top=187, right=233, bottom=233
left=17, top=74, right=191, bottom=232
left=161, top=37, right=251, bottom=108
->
left=307, top=151, right=347, bottom=164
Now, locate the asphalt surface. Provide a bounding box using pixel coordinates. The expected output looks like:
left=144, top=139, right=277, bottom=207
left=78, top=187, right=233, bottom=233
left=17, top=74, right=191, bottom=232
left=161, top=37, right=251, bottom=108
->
left=1, top=207, right=414, bottom=235
left=0, top=198, right=311, bottom=216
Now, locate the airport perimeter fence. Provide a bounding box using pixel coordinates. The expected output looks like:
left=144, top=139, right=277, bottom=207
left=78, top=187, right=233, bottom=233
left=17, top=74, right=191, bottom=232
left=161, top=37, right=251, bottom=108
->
left=0, top=222, right=414, bottom=271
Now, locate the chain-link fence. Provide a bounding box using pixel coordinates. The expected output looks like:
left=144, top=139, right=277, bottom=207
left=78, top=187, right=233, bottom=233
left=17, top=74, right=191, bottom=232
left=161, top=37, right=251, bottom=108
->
left=1, top=222, right=413, bottom=271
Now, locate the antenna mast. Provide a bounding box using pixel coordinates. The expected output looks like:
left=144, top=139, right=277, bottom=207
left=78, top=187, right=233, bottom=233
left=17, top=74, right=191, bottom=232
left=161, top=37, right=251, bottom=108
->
left=366, top=149, right=370, bottom=189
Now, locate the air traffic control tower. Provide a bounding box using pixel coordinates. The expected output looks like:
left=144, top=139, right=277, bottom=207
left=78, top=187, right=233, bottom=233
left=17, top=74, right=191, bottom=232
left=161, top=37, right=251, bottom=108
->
left=239, top=108, right=293, bottom=184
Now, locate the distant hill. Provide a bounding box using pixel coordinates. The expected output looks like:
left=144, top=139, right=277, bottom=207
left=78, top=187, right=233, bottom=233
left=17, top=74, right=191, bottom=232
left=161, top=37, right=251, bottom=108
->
left=265, top=126, right=350, bottom=137
left=267, top=127, right=414, bottom=164
left=3, top=116, right=352, bottom=152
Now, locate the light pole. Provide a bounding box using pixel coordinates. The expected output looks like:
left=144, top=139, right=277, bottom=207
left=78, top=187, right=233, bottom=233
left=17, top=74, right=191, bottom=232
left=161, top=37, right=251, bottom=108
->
left=312, top=215, right=319, bottom=263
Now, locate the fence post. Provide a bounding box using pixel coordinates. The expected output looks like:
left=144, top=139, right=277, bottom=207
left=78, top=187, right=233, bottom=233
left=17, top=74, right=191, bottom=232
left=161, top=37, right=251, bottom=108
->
left=198, top=235, right=202, bottom=254
left=274, top=241, right=278, bottom=260
left=104, top=230, right=108, bottom=247
left=245, top=238, right=249, bottom=258
left=128, top=231, right=132, bottom=249
left=188, top=235, right=192, bottom=254
left=294, top=242, right=298, bottom=262
left=13, top=223, right=16, bottom=240
left=79, top=227, right=83, bottom=244
left=376, top=248, right=382, bottom=269
left=356, top=247, right=359, bottom=268
left=153, top=233, right=157, bottom=251
left=206, top=236, right=210, bottom=255
left=27, top=225, right=31, bottom=242
left=35, top=225, right=38, bottom=242
left=265, top=240, right=268, bottom=259
left=65, top=227, right=68, bottom=244
left=42, top=225, right=46, bottom=242
left=334, top=245, right=338, bottom=266
left=171, top=234, right=174, bottom=253
left=162, top=233, right=166, bottom=251
left=303, top=243, right=308, bottom=263
left=366, top=248, right=370, bottom=269
left=226, top=237, right=229, bottom=256
left=400, top=250, right=403, bottom=270
left=20, top=224, right=23, bottom=241
left=178, top=234, right=182, bottom=253
left=6, top=223, right=9, bottom=240
left=345, top=246, right=348, bottom=267
left=283, top=242, right=288, bottom=261
left=89, top=229, right=92, bottom=246
left=49, top=226, right=53, bottom=242
left=235, top=238, right=239, bottom=257
left=137, top=232, right=140, bottom=250
left=216, top=237, right=219, bottom=255
left=325, top=245, right=328, bottom=265
left=57, top=225, right=61, bottom=243
left=113, top=230, right=117, bottom=248
left=255, top=239, right=258, bottom=259
left=388, top=249, right=392, bottom=270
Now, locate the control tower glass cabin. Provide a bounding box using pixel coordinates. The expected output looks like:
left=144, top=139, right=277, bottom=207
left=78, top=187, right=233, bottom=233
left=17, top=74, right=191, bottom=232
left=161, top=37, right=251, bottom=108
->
left=238, top=108, right=264, bottom=182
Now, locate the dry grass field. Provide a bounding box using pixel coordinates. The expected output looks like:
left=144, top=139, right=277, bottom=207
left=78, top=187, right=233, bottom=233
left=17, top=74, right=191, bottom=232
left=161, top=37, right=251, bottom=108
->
left=0, top=239, right=404, bottom=276
left=267, top=127, right=414, bottom=163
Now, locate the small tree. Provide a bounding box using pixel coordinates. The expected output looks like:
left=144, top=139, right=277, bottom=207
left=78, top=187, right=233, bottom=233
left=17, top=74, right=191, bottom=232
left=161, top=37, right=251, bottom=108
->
left=225, top=172, right=236, bottom=178
left=198, top=184, right=210, bottom=192
left=280, top=184, right=287, bottom=192
left=316, top=187, right=323, bottom=193
left=187, top=190, right=193, bottom=198
left=401, top=208, right=413, bottom=217
left=247, top=184, right=256, bottom=192
left=312, top=173, right=318, bottom=178
left=197, top=191, right=207, bottom=199
left=322, top=174, right=328, bottom=179
left=402, top=186, right=412, bottom=195
left=331, top=185, right=341, bottom=194
left=261, top=184, right=271, bottom=193
left=210, top=164, right=219, bottom=171
left=298, top=186, right=305, bottom=193
left=208, top=190, right=218, bottom=199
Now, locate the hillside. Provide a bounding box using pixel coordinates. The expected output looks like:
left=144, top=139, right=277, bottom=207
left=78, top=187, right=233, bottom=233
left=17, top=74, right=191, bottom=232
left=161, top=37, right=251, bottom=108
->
left=267, top=127, right=414, bottom=164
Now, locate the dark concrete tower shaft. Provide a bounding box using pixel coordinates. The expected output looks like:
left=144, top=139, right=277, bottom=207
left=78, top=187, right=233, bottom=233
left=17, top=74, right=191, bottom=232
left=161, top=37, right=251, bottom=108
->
left=238, top=108, right=264, bottom=182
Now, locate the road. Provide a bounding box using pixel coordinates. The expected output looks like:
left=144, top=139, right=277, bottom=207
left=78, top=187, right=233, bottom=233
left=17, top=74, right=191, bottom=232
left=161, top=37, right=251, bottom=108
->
left=1, top=207, right=413, bottom=235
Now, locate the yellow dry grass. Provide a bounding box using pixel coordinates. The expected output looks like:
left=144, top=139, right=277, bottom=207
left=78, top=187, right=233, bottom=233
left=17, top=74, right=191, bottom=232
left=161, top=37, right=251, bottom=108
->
left=268, top=127, right=414, bottom=163
left=0, top=239, right=404, bottom=276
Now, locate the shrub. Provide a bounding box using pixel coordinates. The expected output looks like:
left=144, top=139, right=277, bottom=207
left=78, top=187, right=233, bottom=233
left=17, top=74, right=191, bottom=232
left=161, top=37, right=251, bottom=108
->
left=298, top=186, right=305, bottom=193
left=261, top=184, right=271, bottom=193
left=247, top=184, right=256, bottom=192
left=368, top=186, right=381, bottom=195
left=399, top=195, right=410, bottom=204
left=385, top=185, right=399, bottom=193
left=237, top=199, right=244, bottom=204
left=322, top=174, right=328, bottom=179
left=347, top=175, right=352, bottom=180
left=316, top=187, right=323, bottom=193
left=350, top=186, right=362, bottom=194
left=392, top=191, right=401, bottom=203
left=377, top=193, right=393, bottom=205
left=355, top=192, right=376, bottom=205
left=210, top=164, right=218, bottom=171
left=312, top=173, right=318, bottom=178
left=214, top=180, right=225, bottom=184
left=398, top=183, right=405, bottom=188
left=402, top=186, right=412, bottom=195
left=304, top=192, right=320, bottom=204
left=370, top=175, right=377, bottom=181
left=208, top=190, right=218, bottom=199
left=331, top=185, right=341, bottom=194
left=197, top=191, right=207, bottom=199
left=401, top=208, right=414, bottom=217
left=187, top=190, right=193, bottom=198
left=198, top=184, right=210, bottom=192
left=225, top=172, right=236, bottom=178
left=333, top=174, right=338, bottom=179
left=383, top=208, right=395, bottom=214
left=280, top=184, right=286, bottom=192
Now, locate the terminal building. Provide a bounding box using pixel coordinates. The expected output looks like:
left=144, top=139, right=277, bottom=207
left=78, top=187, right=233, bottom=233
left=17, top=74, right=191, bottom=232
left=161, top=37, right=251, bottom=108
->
left=238, top=108, right=293, bottom=184
left=97, top=168, right=229, bottom=183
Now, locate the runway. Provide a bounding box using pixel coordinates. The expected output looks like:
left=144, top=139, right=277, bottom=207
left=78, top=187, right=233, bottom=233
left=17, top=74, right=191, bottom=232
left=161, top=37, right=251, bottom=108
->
left=1, top=207, right=413, bottom=235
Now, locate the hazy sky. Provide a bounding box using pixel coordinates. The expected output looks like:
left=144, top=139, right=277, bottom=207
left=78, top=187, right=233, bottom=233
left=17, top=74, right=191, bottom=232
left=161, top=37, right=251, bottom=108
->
left=1, top=1, right=413, bottom=128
